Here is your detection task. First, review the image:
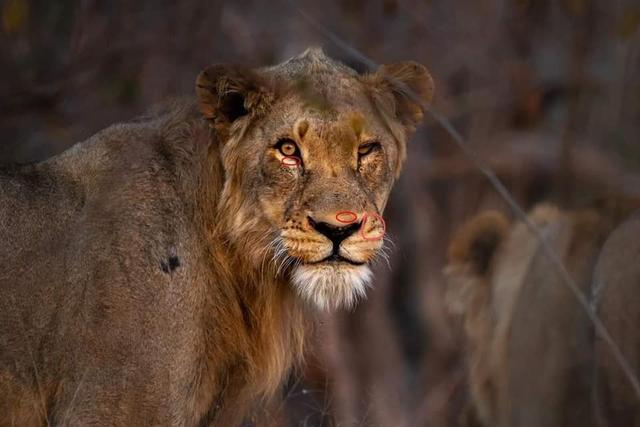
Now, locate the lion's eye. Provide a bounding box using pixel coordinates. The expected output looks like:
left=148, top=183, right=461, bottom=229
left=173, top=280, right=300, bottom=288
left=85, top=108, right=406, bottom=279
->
left=276, top=139, right=300, bottom=157
left=358, top=142, right=380, bottom=157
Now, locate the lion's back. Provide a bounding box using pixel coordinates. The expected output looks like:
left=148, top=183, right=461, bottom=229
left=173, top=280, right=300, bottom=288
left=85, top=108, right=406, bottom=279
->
left=0, top=117, right=206, bottom=423
left=0, top=121, right=173, bottom=291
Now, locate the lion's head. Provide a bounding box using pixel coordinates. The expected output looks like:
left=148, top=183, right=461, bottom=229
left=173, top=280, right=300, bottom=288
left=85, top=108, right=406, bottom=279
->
left=196, top=48, right=433, bottom=310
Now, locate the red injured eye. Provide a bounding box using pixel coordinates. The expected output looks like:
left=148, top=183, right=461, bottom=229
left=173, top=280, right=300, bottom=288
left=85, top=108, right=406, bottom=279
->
left=357, top=141, right=380, bottom=157
left=276, top=138, right=302, bottom=168
left=281, top=156, right=301, bottom=167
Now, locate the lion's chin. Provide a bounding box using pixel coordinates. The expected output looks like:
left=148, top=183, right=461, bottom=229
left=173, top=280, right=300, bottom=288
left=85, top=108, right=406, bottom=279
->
left=290, top=262, right=373, bottom=310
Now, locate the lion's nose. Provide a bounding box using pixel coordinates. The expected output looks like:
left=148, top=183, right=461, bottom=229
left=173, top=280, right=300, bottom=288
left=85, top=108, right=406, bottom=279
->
left=308, top=216, right=361, bottom=248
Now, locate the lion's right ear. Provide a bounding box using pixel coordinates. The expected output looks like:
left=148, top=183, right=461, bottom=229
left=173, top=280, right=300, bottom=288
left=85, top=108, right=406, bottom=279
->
left=448, top=211, right=510, bottom=277
left=365, top=61, right=434, bottom=135
left=195, top=64, right=274, bottom=140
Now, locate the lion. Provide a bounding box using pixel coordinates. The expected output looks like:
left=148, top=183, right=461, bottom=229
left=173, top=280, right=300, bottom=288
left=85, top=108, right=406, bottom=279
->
left=592, top=211, right=640, bottom=426
left=445, top=204, right=635, bottom=427
left=0, top=47, right=434, bottom=426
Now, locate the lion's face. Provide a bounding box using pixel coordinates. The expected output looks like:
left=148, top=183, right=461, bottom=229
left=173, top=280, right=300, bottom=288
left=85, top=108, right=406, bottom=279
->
left=196, top=48, right=433, bottom=309
left=251, top=100, right=393, bottom=310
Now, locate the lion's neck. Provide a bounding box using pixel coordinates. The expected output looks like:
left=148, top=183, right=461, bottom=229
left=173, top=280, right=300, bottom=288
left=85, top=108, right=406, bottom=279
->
left=190, top=125, right=308, bottom=423
left=199, top=241, right=308, bottom=424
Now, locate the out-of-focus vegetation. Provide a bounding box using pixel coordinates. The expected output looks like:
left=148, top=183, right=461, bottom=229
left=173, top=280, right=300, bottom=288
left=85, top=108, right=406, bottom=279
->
left=1, top=0, right=639, bottom=425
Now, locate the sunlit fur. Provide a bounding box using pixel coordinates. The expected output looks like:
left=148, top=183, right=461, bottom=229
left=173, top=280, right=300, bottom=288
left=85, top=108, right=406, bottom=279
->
left=193, top=48, right=434, bottom=420
left=197, top=48, right=433, bottom=318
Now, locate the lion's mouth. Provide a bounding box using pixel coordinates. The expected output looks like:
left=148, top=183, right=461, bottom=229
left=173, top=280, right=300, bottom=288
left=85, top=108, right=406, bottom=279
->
left=311, top=253, right=365, bottom=266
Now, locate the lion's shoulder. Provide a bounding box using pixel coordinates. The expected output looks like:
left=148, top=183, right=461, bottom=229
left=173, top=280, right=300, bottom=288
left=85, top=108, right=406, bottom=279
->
left=0, top=102, right=209, bottom=284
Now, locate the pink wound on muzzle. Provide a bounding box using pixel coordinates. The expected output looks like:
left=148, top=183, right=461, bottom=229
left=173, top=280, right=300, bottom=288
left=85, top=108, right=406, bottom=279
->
left=335, top=210, right=358, bottom=224
left=360, top=212, right=386, bottom=241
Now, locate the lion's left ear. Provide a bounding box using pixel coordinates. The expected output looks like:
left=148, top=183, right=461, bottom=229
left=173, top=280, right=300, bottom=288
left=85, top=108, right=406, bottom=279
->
left=195, top=64, right=274, bottom=140
left=366, top=61, right=434, bottom=134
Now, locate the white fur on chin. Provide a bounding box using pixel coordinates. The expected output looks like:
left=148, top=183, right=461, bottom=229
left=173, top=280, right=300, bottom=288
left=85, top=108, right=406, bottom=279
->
left=290, top=263, right=373, bottom=310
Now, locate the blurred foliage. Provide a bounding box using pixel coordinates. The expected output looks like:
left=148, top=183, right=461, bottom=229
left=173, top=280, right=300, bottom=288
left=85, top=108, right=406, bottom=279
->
left=2, top=0, right=29, bottom=35
left=619, top=6, right=640, bottom=39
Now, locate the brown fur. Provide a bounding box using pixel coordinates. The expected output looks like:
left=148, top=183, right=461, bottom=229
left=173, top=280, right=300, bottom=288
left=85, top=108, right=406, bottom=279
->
left=445, top=210, right=510, bottom=424
left=593, top=211, right=640, bottom=427
left=0, top=48, right=433, bottom=425
left=446, top=205, right=622, bottom=427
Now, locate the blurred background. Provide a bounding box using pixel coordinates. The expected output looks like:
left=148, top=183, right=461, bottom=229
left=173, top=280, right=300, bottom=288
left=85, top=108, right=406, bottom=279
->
left=1, top=0, right=640, bottom=425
